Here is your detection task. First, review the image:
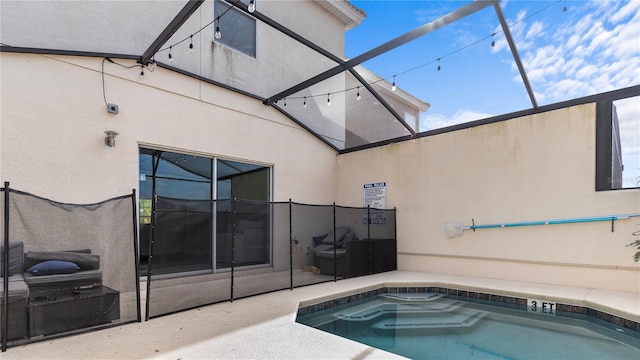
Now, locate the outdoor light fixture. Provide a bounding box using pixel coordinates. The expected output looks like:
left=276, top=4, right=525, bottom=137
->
left=356, top=86, right=361, bottom=101
left=391, top=76, right=397, bottom=91
left=104, top=131, right=118, bottom=148
left=215, top=17, right=222, bottom=39
left=303, top=96, right=307, bottom=108
left=327, top=93, right=331, bottom=106
left=189, top=35, right=194, bottom=52
left=248, top=0, right=255, bottom=13
left=168, top=46, right=173, bottom=62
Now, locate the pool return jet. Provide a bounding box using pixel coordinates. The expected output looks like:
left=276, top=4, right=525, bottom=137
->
left=441, top=213, right=640, bottom=238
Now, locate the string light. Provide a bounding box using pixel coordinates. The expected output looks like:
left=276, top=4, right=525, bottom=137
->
left=284, top=98, right=287, bottom=108
left=562, top=0, right=567, bottom=12
left=248, top=0, right=256, bottom=13
left=189, top=35, right=194, bottom=52
left=267, top=0, right=561, bottom=107
left=168, top=46, right=173, bottom=62
left=303, top=96, right=307, bottom=108
left=491, top=33, right=496, bottom=47
left=215, top=17, right=222, bottom=40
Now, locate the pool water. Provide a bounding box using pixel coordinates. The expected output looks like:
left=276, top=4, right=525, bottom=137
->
left=296, top=293, right=640, bottom=359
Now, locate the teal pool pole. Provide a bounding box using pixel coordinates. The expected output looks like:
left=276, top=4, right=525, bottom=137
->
left=464, top=213, right=640, bottom=230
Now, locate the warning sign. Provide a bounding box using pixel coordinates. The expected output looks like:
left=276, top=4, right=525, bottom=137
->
left=363, top=182, right=386, bottom=225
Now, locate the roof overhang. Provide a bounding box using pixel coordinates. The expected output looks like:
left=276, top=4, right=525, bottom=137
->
left=355, top=66, right=431, bottom=112
left=315, top=0, right=366, bottom=30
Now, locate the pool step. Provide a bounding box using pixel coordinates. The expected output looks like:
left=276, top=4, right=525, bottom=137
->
left=372, top=308, right=488, bottom=331
left=333, top=298, right=466, bottom=322
left=379, top=293, right=446, bottom=302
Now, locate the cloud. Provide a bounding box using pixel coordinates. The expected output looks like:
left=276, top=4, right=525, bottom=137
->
left=420, top=109, right=494, bottom=131
left=495, top=0, right=639, bottom=104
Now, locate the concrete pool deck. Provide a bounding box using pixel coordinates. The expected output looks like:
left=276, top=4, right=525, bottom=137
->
left=4, top=271, right=639, bottom=359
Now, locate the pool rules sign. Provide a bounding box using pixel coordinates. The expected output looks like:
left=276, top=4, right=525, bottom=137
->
left=363, top=182, right=386, bottom=224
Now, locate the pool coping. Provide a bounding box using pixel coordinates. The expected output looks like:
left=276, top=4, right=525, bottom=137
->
left=296, top=282, right=640, bottom=339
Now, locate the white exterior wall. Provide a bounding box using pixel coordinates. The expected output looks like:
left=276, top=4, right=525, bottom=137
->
left=336, top=104, right=640, bottom=293
left=0, top=1, right=186, bottom=55
left=0, top=52, right=337, bottom=205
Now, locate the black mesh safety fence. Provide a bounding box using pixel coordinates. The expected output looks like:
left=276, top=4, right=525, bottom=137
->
left=145, top=197, right=397, bottom=319
left=1, top=184, right=140, bottom=351
left=0, top=183, right=397, bottom=338
left=291, top=203, right=335, bottom=287
left=231, top=200, right=291, bottom=300
left=145, top=196, right=231, bottom=319
left=367, top=208, right=398, bottom=274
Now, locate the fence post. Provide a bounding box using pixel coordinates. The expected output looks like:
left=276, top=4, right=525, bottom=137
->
left=131, top=189, right=142, bottom=323
left=144, top=191, right=157, bottom=321
left=367, top=205, right=372, bottom=275
left=289, top=199, right=293, bottom=290
left=230, top=195, right=237, bottom=302
left=333, top=203, right=337, bottom=282
left=2, top=182, right=10, bottom=352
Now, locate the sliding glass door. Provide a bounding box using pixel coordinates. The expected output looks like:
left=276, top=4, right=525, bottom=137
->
left=139, top=148, right=271, bottom=276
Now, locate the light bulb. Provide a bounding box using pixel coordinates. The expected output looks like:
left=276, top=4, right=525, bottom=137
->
left=391, top=81, right=396, bottom=91
left=215, top=26, right=221, bottom=40
left=248, top=0, right=255, bottom=13
left=284, top=99, right=287, bottom=108
left=168, top=47, right=173, bottom=63
left=356, top=87, right=361, bottom=101
left=140, top=68, right=144, bottom=76
left=327, top=94, right=331, bottom=106
left=189, top=36, right=194, bottom=52
left=303, top=97, right=307, bottom=108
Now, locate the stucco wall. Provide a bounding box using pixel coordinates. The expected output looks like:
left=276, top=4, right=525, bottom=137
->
left=336, top=104, right=640, bottom=293
left=0, top=52, right=337, bottom=204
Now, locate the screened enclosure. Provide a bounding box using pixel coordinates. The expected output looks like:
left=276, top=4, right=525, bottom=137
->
left=145, top=197, right=396, bottom=319
left=1, top=184, right=140, bottom=351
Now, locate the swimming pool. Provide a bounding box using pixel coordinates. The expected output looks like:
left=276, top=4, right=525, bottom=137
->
left=296, top=288, right=640, bottom=359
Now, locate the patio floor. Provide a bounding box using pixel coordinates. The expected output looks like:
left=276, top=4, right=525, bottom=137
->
left=4, top=271, right=639, bottom=359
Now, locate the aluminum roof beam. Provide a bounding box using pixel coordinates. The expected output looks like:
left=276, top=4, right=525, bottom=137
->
left=140, top=0, right=205, bottom=65
left=264, top=0, right=498, bottom=107
left=493, top=2, right=538, bottom=109
left=348, top=68, right=416, bottom=136
left=228, top=1, right=416, bottom=136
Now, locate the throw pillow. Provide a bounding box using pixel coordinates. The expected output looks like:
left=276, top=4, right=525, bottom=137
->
left=338, top=231, right=356, bottom=247
left=322, top=227, right=351, bottom=245
left=313, top=234, right=328, bottom=246
left=27, top=260, right=80, bottom=276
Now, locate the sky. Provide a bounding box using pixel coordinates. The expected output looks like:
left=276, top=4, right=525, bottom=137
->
left=345, top=0, right=639, bottom=187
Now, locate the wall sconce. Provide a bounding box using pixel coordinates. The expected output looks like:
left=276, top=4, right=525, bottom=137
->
left=104, top=131, right=119, bottom=147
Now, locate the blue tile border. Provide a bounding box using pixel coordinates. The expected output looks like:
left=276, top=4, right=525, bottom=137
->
left=296, top=286, right=639, bottom=339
